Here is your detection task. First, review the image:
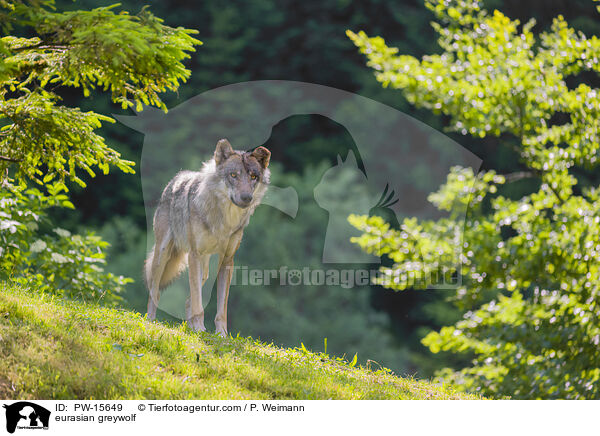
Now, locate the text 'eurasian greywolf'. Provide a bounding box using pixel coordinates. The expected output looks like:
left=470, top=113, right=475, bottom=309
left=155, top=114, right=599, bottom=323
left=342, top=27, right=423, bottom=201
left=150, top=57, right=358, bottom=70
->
left=144, top=139, right=270, bottom=335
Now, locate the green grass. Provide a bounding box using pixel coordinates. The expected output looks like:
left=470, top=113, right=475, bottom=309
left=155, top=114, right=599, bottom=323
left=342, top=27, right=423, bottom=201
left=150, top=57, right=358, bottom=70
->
left=0, top=282, right=478, bottom=399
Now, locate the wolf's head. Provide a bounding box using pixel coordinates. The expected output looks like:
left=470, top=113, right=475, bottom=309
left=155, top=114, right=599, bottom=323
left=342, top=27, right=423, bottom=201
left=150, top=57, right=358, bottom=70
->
left=214, top=138, right=271, bottom=209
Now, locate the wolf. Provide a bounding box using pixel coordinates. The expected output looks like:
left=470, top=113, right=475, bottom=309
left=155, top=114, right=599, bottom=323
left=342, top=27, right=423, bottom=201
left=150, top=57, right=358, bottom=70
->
left=144, top=139, right=270, bottom=336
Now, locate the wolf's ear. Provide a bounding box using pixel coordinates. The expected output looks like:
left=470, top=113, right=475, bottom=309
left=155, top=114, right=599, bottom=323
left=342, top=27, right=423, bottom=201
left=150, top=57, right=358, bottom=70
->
left=215, top=139, right=234, bottom=165
left=251, top=146, right=271, bottom=169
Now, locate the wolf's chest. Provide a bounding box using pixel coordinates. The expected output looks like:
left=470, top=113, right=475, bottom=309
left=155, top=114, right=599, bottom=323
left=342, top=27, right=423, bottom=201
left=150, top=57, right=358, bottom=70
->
left=188, top=205, right=249, bottom=255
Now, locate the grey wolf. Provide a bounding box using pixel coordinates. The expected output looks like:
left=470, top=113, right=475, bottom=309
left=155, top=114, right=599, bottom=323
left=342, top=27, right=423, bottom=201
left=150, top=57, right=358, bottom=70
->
left=144, top=139, right=270, bottom=335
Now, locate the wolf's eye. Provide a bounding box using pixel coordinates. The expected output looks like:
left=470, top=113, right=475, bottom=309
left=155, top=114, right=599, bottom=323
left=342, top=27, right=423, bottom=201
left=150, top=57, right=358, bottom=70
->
left=250, top=174, right=257, bottom=180
left=230, top=172, right=237, bottom=178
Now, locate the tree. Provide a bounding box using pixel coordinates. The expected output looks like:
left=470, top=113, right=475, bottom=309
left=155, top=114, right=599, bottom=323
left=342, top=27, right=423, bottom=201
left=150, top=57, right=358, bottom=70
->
left=0, top=0, right=200, bottom=302
left=0, top=0, right=200, bottom=186
left=348, top=0, right=600, bottom=398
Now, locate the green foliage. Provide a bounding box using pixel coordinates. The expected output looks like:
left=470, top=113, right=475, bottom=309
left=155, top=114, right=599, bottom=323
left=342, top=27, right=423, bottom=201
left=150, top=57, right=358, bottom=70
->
left=0, top=182, right=131, bottom=304
left=0, top=1, right=198, bottom=303
left=349, top=0, right=600, bottom=398
left=0, top=282, right=479, bottom=399
left=0, top=0, right=201, bottom=186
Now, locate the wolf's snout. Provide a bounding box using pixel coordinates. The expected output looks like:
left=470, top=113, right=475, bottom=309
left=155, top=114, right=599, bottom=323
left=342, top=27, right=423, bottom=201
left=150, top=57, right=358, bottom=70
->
left=240, top=193, right=253, bottom=203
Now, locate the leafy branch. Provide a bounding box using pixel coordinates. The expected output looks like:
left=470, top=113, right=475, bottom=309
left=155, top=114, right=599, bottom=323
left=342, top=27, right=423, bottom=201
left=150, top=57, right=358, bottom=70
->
left=0, top=0, right=202, bottom=187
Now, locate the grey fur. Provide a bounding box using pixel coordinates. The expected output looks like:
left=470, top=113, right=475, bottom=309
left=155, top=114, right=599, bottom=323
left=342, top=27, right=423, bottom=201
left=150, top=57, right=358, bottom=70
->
left=144, top=139, right=270, bottom=335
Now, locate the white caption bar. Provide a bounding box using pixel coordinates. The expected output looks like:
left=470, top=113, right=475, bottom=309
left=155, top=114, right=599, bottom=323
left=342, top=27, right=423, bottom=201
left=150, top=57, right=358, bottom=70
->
left=0, top=400, right=596, bottom=436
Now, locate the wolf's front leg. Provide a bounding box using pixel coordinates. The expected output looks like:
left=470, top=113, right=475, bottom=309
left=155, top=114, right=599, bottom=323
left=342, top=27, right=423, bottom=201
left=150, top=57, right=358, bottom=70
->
left=215, top=256, right=234, bottom=337
left=187, top=251, right=206, bottom=332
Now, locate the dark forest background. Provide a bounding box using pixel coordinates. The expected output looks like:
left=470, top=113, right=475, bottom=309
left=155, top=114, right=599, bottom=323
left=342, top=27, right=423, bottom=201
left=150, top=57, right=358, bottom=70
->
left=50, top=0, right=600, bottom=377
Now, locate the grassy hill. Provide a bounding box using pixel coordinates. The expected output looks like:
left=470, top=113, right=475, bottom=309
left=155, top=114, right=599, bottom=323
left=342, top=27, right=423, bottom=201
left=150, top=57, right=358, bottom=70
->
left=0, top=283, right=477, bottom=399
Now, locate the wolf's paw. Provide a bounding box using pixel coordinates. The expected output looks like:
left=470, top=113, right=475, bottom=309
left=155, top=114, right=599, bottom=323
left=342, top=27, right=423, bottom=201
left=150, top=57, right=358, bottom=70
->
left=215, top=323, right=228, bottom=338
left=188, top=315, right=206, bottom=333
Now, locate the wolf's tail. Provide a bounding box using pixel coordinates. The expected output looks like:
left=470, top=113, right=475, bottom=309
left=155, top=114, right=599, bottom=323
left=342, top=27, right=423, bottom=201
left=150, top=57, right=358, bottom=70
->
left=144, top=245, right=188, bottom=292
left=143, top=247, right=154, bottom=291
left=159, top=251, right=188, bottom=290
